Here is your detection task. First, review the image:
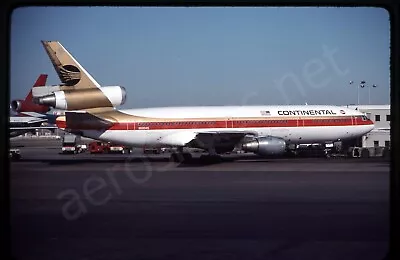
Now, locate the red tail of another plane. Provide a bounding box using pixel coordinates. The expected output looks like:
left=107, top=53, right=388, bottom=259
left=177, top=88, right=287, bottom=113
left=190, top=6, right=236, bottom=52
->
left=10, top=74, right=51, bottom=114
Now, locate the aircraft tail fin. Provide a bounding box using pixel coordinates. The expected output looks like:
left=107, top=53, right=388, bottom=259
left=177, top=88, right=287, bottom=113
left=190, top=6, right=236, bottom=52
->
left=24, top=74, right=48, bottom=101
left=35, top=41, right=118, bottom=110
left=41, top=41, right=101, bottom=89
left=10, top=74, right=50, bottom=114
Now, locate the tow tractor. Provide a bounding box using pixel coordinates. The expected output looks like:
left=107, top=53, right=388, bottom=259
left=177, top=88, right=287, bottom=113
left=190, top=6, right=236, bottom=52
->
left=108, top=143, right=131, bottom=154
left=89, top=141, right=130, bottom=154
left=9, top=148, right=21, bottom=161
left=143, top=147, right=162, bottom=154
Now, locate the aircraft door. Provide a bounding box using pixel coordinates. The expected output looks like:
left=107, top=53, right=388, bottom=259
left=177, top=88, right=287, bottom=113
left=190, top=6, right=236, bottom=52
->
left=226, top=117, right=234, bottom=128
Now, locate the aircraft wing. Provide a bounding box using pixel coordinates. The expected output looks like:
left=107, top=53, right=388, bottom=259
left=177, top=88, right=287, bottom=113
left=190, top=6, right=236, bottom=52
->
left=10, top=126, right=58, bottom=130
left=9, top=124, right=58, bottom=138
left=373, top=128, right=390, bottom=131
left=159, top=130, right=258, bottom=150
left=9, top=117, right=48, bottom=125
left=18, top=112, right=49, bottom=118
left=18, top=112, right=60, bottom=124
left=9, top=116, right=57, bottom=137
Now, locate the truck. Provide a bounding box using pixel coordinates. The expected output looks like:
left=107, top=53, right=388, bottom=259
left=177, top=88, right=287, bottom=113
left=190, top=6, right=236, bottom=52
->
left=61, top=134, right=84, bottom=154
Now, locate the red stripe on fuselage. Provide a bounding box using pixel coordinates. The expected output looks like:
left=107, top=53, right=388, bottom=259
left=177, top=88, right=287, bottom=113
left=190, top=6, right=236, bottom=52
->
left=56, top=120, right=67, bottom=129
left=106, top=116, right=373, bottom=131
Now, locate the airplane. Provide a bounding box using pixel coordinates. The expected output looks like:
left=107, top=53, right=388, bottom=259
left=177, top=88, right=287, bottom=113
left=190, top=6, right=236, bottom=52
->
left=9, top=74, right=58, bottom=138
left=9, top=117, right=50, bottom=138
left=10, top=74, right=51, bottom=114
left=33, top=41, right=375, bottom=162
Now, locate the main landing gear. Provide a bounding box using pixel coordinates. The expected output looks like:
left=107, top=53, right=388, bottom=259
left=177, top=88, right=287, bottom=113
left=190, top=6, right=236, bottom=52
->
left=170, top=152, right=193, bottom=163
left=170, top=146, right=193, bottom=163
left=169, top=147, right=223, bottom=164
left=199, top=154, right=223, bottom=163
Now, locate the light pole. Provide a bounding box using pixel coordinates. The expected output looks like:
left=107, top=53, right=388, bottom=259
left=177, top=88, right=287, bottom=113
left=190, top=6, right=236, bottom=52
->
left=360, top=81, right=377, bottom=104
left=360, top=80, right=367, bottom=105
left=349, top=80, right=360, bottom=105
left=368, top=84, right=377, bottom=104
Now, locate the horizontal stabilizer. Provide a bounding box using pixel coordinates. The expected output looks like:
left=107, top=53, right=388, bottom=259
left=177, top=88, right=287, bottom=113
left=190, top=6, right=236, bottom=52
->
left=63, top=111, right=113, bottom=130
left=32, top=86, right=62, bottom=98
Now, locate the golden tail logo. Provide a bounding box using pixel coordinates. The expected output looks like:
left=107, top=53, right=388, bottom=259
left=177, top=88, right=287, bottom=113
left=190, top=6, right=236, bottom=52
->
left=41, top=41, right=99, bottom=89
left=34, top=41, right=126, bottom=111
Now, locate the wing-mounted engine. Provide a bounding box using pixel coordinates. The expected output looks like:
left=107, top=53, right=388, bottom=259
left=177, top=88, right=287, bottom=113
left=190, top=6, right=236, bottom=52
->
left=32, top=85, right=127, bottom=110
left=242, top=136, right=286, bottom=156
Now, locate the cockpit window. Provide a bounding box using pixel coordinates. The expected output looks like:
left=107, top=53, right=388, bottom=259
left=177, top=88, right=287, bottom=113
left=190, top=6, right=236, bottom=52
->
left=361, top=115, right=368, bottom=121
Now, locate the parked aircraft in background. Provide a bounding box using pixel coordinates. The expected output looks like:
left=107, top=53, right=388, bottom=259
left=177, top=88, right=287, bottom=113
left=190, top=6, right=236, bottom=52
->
left=34, top=41, right=375, bottom=162
left=9, top=74, right=57, bottom=138
left=9, top=116, right=51, bottom=138
left=10, top=74, right=50, bottom=114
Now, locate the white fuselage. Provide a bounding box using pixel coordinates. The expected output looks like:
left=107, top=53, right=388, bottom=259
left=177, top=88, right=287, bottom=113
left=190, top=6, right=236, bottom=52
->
left=74, top=105, right=375, bottom=148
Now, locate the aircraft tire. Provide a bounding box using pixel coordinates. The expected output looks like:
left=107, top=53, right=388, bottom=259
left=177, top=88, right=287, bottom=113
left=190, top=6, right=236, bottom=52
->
left=170, top=152, right=192, bottom=163
left=199, top=154, right=222, bottom=164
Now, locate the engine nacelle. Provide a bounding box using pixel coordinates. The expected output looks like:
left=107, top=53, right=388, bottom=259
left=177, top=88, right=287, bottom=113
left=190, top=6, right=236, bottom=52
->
left=242, top=136, right=286, bottom=156
left=33, top=86, right=127, bottom=110
left=10, top=100, right=23, bottom=112
left=10, top=99, right=51, bottom=113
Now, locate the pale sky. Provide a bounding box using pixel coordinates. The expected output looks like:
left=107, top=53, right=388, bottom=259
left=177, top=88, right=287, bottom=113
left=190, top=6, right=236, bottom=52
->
left=10, top=7, right=390, bottom=109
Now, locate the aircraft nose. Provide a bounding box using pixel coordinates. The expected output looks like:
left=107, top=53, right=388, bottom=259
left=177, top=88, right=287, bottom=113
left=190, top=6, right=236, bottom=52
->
left=368, top=120, right=375, bottom=131
left=369, top=119, right=375, bottom=125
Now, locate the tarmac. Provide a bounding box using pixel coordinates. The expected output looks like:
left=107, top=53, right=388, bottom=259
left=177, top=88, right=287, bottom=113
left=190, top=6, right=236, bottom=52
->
left=10, top=138, right=389, bottom=260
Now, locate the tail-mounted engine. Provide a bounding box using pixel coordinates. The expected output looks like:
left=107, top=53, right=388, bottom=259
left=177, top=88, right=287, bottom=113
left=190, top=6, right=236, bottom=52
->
left=10, top=100, right=23, bottom=112
left=33, top=86, right=126, bottom=110
left=10, top=99, right=50, bottom=113
left=242, top=136, right=286, bottom=156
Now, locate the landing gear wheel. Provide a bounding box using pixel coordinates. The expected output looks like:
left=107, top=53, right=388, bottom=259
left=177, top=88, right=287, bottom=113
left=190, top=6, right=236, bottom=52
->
left=199, top=154, right=222, bottom=164
left=183, top=153, right=192, bottom=162
left=170, top=153, right=181, bottom=163
left=170, top=152, right=192, bottom=163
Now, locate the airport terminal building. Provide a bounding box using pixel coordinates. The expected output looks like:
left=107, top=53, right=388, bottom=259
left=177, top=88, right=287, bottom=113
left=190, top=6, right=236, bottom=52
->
left=345, top=105, right=391, bottom=148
